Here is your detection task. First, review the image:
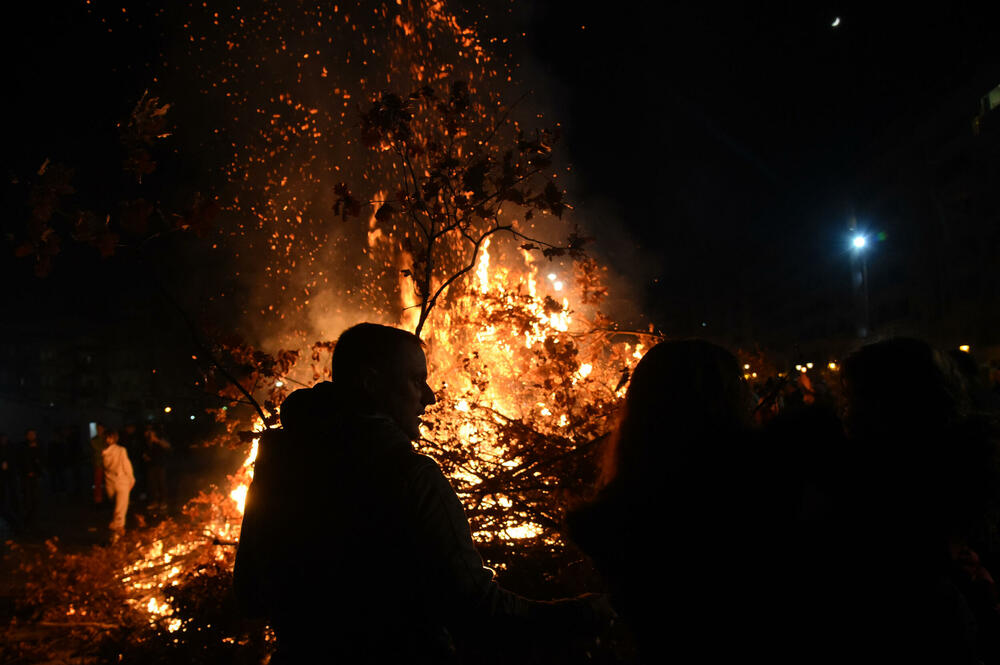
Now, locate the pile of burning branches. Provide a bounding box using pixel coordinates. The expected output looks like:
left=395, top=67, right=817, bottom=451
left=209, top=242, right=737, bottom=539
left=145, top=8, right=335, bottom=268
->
left=5, top=490, right=269, bottom=664
left=4, top=255, right=651, bottom=663
left=419, top=245, right=649, bottom=553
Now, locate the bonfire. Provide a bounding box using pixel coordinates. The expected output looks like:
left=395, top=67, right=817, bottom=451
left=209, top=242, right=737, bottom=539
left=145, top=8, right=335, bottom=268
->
left=6, top=1, right=659, bottom=662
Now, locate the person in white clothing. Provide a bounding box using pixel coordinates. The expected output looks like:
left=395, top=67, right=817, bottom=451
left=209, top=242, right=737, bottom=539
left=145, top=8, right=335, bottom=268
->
left=101, top=430, right=135, bottom=542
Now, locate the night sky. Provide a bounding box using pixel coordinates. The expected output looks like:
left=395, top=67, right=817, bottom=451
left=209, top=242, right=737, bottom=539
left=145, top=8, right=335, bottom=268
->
left=519, top=2, right=997, bottom=339
left=3, top=1, right=998, bottom=348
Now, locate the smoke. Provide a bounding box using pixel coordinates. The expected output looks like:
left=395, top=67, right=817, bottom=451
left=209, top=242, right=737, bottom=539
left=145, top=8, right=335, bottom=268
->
left=142, top=2, right=493, bottom=349
left=498, top=10, right=661, bottom=334
left=101, top=0, right=657, bottom=364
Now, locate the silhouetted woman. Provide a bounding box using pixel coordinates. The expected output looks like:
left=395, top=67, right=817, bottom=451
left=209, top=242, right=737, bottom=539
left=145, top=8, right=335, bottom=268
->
left=567, top=340, right=776, bottom=662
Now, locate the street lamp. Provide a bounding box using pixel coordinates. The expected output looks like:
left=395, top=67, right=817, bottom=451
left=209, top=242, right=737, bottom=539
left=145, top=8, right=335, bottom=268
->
left=850, top=232, right=871, bottom=337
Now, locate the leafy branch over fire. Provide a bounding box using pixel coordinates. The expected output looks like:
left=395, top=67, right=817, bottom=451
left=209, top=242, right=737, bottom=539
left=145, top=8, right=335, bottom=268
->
left=338, top=81, right=589, bottom=336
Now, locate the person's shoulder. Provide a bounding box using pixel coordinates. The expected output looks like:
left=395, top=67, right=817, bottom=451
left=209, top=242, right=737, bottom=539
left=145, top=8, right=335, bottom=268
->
left=279, top=382, right=339, bottom=434
left=409, top=451, right=442, bottom=472
left=255, top=428, right=301, bottom=472
left=389, top=450, right=445, bottom=494
left=259, top=427, right=290, bottom=447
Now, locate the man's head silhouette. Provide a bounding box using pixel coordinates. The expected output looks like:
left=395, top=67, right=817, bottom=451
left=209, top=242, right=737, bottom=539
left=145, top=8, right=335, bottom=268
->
left=331, top=323, right=436, bottom=440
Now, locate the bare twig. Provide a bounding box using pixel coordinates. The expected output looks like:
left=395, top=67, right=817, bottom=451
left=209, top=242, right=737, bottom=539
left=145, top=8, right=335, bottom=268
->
left=479, top=91, right=530, bottom=154
left=37, top=621, right=119, bottom=630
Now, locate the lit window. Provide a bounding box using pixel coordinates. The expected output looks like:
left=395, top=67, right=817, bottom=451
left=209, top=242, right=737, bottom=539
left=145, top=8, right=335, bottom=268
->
left=983, top=84, right=1000, bottom=113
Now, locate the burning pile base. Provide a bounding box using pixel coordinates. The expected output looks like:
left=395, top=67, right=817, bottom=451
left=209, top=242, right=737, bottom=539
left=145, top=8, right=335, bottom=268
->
left=4, top=487, right=272, bottom=664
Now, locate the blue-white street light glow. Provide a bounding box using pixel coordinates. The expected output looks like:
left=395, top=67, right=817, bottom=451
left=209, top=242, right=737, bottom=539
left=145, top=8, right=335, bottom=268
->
left=852, top=235, right=867, bottom=249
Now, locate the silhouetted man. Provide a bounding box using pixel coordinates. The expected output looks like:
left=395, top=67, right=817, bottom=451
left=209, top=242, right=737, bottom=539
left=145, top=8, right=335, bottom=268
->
left=234, top=323, right=607, bottom=664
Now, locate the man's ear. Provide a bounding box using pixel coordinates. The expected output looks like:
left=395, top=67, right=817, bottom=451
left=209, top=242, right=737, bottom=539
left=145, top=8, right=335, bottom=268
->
left=359, top=366, right=383, bottom=401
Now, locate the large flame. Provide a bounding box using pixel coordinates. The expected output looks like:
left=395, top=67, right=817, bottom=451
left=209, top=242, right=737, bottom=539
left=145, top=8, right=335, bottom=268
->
left=415, top=237, right=648, bottom=543
left=229, top=425, right=262, bottom=514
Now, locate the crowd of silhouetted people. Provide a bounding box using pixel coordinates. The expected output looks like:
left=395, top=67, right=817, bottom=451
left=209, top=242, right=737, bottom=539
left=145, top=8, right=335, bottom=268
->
left=568, top=336, right=1000, bottom=664
left=234, top=322, right=1000, bottom=664
left=0, top=421, right=172, bottom=541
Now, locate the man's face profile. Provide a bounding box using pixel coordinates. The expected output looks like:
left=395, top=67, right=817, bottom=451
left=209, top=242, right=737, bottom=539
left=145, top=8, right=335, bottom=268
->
left=378, top=343, right=437, bottom=440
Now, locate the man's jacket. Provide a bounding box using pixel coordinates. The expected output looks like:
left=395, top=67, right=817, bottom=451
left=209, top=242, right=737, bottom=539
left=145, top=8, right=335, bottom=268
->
left=101, top=443, right=134, bottom=490
left=234, top=383, right=589, bottom=663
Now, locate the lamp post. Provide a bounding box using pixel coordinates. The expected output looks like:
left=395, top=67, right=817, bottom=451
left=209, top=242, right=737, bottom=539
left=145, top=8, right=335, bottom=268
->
left=851, top=233, right=870, bottom=338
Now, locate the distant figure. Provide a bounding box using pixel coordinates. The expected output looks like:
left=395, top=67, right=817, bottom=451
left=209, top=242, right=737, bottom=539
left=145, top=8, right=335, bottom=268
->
left=90, top=423, right=107, bottom=507
left=0, top=433, right=21, bottom=533
left=18, top=429, right=44, bottom=531
left=781, top=377, right=805, bottom=411
left=752, top=375, right=783, bottom=424
left=101, top=430, right=135, bottom=543
left=567, top=340, right=788, bottom=662
left=234, top=322, right=610, bottom=664
left=142, top=425, right=171, bottom=511
left=797, top=368, right=816, bottom=404
left=949, top=348, right=1000, bottom=414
